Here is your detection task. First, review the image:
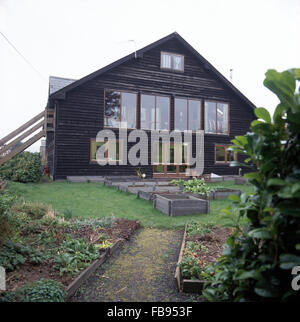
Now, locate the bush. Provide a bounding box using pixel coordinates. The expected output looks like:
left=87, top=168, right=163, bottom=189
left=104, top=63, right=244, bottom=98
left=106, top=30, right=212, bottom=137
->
left=0, top=191, right=16, bottom=244
left=202, top=68, right=300, bottom=302
left=12, top=202, right=49, bottom=220
left=0, top=152, right=42, bottom=183
left=3, top=279, right=66, bottom=302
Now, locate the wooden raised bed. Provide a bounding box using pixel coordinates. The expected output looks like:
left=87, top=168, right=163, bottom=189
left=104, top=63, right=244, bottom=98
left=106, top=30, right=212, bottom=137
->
left=154, top=194, right=210, bottom=216
left=66, top=239, right=124, bottom=300
left=234, top=177, right=248, bottom=185
left=174, top=225, right=205, bottom=294
left=213, top=188, right=241, bottom=199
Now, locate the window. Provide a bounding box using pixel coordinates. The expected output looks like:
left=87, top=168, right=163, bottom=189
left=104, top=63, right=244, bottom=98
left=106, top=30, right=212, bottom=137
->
left=153, top=142, right=189, bottom=175
left=141, top=94, right=170, bottom=130
left=215, top=145, right=237, bottom=164
left=105, top=90, right=137, bottom=128
left=90, top=139, right=122, bottom=162
left=204, top=101, right=229, bottom=134
left=174, top=98, right=201, bottom=131
left=161, top=52, right=184, bottom=71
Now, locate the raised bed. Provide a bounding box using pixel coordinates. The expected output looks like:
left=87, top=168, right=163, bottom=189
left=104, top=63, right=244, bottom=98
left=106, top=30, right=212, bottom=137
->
left=175, top=224, right=231, bottom=294
left=183, top=189, right=241, bottom=201
left=137, top=189, right=179, bottom=201
left=213, top=188, right=241, bottom=199
left=66, top=239, right=124, bottom=299
left=174, top=226, right=205, bottom=294
left=234, top=177, right=248, bottom=185
left=154, top=194, right=209, bottom=216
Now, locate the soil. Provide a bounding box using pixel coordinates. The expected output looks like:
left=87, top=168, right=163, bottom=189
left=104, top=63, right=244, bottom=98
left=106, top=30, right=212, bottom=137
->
left=186, top=227, right=232, bottom=268
left=4, top=218, right=140, bottom=293
left=70, top=228, right=201, bottom=302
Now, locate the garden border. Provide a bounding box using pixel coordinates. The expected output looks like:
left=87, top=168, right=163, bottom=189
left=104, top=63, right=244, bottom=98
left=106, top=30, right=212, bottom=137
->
left=174, top=225, right=205, bottom=294
left=66, top=238, right=124, bottom=300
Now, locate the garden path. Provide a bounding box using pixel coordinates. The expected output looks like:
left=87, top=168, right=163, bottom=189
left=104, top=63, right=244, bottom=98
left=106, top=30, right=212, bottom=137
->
left=70, top=228, right=199, bottom=302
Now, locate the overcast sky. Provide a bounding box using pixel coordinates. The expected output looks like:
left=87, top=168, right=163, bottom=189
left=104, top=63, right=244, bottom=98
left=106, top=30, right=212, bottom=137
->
left=1, top=0, right=299, bottom=152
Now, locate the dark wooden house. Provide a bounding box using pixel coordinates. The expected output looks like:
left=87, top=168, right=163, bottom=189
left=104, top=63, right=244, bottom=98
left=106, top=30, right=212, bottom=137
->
left=46, top=32, right=255, bottom=180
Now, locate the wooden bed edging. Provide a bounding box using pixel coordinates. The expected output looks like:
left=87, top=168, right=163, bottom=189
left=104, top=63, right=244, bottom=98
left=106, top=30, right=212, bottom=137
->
left=66, top=238, right=124, bottom=300
left=174, top=225, right=206, bottom=294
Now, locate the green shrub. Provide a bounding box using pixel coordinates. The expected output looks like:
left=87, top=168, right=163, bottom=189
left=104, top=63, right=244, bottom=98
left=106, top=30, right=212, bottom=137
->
left=54, top=237, right=99, bottom=276
left=4, top=279, right=66, bottom=302
left=0, top=191, right=16, bottom=244
left=172, top=178, right=212, bottom=196
left=202, top=68, right=300, bottom=302
left=0, top=241, right=48, bottom=271
left=0, top=152, right=42, bottom=183
left=12, top=202, right=49, bottom=219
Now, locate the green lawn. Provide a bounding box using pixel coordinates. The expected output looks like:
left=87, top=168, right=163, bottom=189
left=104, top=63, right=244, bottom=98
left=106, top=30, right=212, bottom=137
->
left=6, top=180, right=252, bottom=229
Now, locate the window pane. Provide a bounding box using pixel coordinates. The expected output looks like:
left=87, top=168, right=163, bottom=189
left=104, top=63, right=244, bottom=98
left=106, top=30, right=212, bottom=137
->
left=189, top=100, right=201, bottom=131
left=205, top=101, right=216, bottom=133
left=173, top=55, right=183, bottom=70
left=227, top=149, right=235, bottom=162
left=91, top=141, right=105, bottom=160
left=121, top=92, right=136, bottom=128
left=161, top=53, right=171, bottom=69
left=217, top=103, right=229, bottom=134
left=108, top=141, right=120, bottom=161
left=175, top=98, right=187, bottom=131
left=141, top=95, right=155, bottom=130
left=216, top=146, right=226, bottom=162
left=154, top=165, right=164, bottom=173
left=179, top=165, right=188, bottom=173
left=105, top=91, right=120, bottom=127
left=167, top=165, right=176, bottom=173
left=156, top=96, right=170, bottom=130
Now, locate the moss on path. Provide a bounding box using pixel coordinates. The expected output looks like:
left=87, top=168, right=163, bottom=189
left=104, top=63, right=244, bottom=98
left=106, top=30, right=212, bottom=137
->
left=71, top=228, right=199, bottom=302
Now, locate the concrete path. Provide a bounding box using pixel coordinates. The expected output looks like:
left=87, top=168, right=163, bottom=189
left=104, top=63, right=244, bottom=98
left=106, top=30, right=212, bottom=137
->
left=71, top=228, right=200, bottom=302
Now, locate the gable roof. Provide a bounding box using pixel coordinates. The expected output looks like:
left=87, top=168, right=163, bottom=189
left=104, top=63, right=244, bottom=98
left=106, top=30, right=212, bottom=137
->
left=49, top=32, right=255, bottom=108
left=49, top=76, right=76, bottom=95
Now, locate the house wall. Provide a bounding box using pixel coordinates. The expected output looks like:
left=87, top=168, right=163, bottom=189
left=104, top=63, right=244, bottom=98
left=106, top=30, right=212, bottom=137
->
left=51, top=38, right=255, bottom=179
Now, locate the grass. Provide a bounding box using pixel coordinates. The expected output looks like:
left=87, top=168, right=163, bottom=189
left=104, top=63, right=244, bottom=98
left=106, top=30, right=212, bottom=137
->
left=6, top=180, right=253, bottom=229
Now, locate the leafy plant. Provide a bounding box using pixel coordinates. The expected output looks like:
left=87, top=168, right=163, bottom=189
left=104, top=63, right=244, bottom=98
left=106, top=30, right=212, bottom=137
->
left=0, top=152, right=42, bottom=183
left=4, top=279, right=66, bottom=302
left=172, top=178, right=212, bottom=196
left=186, top=222, right=215, bottom=237
left=54, top=237, right=99, bottom=276
left=0, top=241, right=48, bottom=271
left=0, top=191, right=16, bottom=244
left=62, top=208, right=73, bottom=220
left=12, top=202, right=49, bottom=220
left=202, top=68, right=300, bottom=302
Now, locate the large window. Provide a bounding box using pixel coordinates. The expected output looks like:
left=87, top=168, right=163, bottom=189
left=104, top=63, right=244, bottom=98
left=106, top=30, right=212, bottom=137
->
left=215, top=145, right=237, bottom=164
left=105, top=90, right=137, bottom=129
left=204, top=101, right=229, bottom=134
left=141, top=94, right=170, bottom=130
left=90, top=139, right=122, bottom=162
left=174, top=98, right=201, bottom=131
left=161, top=52, right=184, bottom=71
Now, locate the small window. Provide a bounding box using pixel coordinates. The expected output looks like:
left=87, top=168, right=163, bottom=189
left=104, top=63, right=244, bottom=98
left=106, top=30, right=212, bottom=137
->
left=215, top=145, right=237, bottom=164
left=161, top=52, right=184, bottom=71
left=90, top=139, right=122, bottom=162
